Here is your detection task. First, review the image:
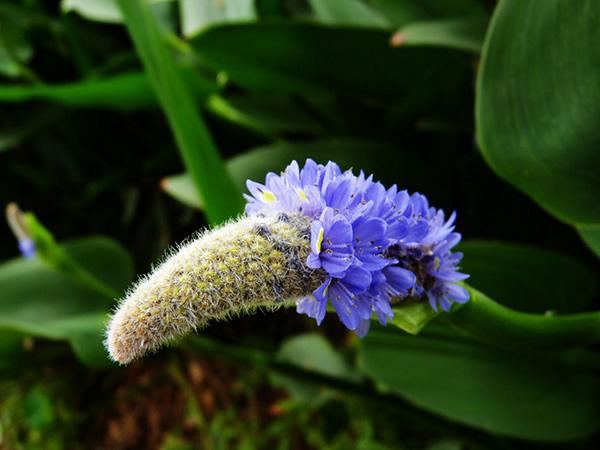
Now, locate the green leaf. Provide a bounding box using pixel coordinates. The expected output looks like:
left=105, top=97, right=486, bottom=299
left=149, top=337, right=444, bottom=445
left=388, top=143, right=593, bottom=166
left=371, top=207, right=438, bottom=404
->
left=278, top=333, right=360, bottom=381
left=179, top=0, right=257, bottom=37
left=391, top=18, right=488, bottom=53
left=191, top=22, right=472, bottom=103
left=161, top=172, right=204, bottom=210
left=577, top=225, right=600, bottom=260
left=61, top=0, right=122, bottom=23
left=457, top=240, right=596, bottom=314
left=275, top=333, right=360, bottom=403
left=307, top=0, right=391, bottom=29
left=161, top=139, right=428, bottom=209
left=476, top=0, right=600, bottom=225
left=206, top=94, right=326, bottom=137
left=367, top=0, right=487, bottom=27
left=0, top=236, right=133, bottom=367
left=0, top=72, right=157, bottom=111
left=117, top=0, right=244, bottom=224
left=54, top=312, right=114, bottom=368
left=24, top=212, right=122, bottom=298
left=359, top=322, right=600, bottom=441
left=62, top=0, right=177, bottom=31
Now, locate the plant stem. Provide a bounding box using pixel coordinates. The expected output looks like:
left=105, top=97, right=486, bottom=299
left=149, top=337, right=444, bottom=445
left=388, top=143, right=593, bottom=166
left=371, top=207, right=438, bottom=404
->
left=25, top=212, right=120, bottom=300
left=444, top=285, right=600, bottom=351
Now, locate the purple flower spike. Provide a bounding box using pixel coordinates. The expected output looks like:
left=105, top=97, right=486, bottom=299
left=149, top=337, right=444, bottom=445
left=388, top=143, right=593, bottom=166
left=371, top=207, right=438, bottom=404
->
left=246, top=159, right=470, bottom=337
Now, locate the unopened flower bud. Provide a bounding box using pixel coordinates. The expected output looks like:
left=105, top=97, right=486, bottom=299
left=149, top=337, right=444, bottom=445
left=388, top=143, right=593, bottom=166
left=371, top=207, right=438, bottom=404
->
left=106, top=212, right=325, bottom=364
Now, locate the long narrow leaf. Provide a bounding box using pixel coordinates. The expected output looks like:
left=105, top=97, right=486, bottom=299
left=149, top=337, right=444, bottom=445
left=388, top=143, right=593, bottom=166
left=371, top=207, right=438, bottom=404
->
left=116, top=0, right=243, bottom=224
left=0, top=72, right=156, bottom=110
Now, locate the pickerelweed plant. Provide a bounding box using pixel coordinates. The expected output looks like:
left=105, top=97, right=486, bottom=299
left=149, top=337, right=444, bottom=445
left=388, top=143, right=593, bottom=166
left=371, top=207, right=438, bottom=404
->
left=106, top=159, right=471, bottom=364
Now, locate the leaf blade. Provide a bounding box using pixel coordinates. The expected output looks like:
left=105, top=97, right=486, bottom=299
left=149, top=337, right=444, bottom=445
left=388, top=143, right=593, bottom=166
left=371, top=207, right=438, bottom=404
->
left=476, top=0, right=600, bottom=225
left=359, top=322, right=600, bottom=441
left=116, top=0, right=244, bottom=224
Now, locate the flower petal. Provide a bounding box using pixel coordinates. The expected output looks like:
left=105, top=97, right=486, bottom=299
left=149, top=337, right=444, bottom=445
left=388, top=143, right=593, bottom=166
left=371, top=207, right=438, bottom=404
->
left=356, top=318, right=371, bottom=337
left=447, top=283, right=470, bottom=304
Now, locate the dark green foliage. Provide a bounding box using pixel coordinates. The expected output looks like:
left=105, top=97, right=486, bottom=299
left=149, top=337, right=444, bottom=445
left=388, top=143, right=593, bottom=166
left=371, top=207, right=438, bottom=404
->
left=1, top=0, right=599, bottom=448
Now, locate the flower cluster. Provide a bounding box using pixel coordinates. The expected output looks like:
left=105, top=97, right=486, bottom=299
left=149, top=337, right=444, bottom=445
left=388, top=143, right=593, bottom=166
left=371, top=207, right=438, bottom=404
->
left=245, top=159, right=469, bottom=336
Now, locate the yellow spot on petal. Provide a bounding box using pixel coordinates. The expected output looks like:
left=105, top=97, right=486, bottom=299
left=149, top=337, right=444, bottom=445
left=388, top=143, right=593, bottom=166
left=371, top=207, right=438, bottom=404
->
left=316, top=228, right=324, bottom=253
left=435, top=257, right=441, bottom=270
left=296, top=188, right=308, bottom=201
left=260, top=190, right=276, bottom=203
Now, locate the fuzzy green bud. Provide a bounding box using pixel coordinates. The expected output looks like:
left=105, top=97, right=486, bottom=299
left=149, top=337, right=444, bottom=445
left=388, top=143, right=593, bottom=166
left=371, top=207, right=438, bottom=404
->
left=106, top=212, right=325, bottom=364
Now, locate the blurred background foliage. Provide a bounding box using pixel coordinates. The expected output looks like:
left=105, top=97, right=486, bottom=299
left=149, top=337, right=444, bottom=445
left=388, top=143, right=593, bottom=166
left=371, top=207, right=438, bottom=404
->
left=1, top=0, right=600, bottom=448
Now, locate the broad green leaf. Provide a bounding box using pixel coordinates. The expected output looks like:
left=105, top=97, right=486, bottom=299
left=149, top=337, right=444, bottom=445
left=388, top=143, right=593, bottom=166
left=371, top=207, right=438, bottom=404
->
left=0, top=72, right=157, bottom=111
left=53, top=312, right=113, bottom=368
left=577, top=225, right=600, bottom=260
left=278, top=334, right=360, bottom=381
left=161, top=139, right=428, bottom=209
left=0, top=236, right=133, bottom=367
left=116, top=0, right=244, bottom=224
left=191, top=23, right=472, bottom=103
left=62, top=0, right=176, bottom=30
left=359, top=322, right=600, bottom=441
left=457, top=240, right=596, bottom=314
left=275, top=333, right=360, bottom=403
left=425, top=441, right=463, bottom=450
left=368, top=0, right=487, bottom=27
left=476, top=0, right=600, bottom=225
left=391, top=18, right=488, bottom=53
left=307, top=0, right=390, bottom=29
left=161, top=172, right=204, bottom=210
left=54, top=236, right=133, bottom=294
left=61, top=0, right=122, bottom=23
left=180, top=0, right=256, bottom=37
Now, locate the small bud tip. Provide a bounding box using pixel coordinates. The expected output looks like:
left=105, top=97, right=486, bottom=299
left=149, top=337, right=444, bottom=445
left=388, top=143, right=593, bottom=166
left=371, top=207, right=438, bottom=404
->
left=390, top=31, right=406, bottom=47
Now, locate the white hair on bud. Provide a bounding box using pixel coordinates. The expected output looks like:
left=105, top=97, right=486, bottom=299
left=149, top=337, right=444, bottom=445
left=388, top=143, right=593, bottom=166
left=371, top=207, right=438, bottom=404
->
left=105, top=212, right=325, bottom=364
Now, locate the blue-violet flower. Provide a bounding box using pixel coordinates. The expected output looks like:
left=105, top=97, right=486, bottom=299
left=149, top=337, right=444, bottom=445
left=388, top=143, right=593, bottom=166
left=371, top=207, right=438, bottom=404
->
left=245, top=159, right=470, bottom=336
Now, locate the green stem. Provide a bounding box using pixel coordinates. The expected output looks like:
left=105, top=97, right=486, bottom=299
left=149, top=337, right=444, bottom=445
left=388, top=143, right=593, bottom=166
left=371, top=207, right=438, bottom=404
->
left=116, top=0, right=244, bottom=224
left=165, top=32, right=193, bottom=57
left=25, top=212, right=120, bottom=300
left=444, top=285, right=600, bottom=351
